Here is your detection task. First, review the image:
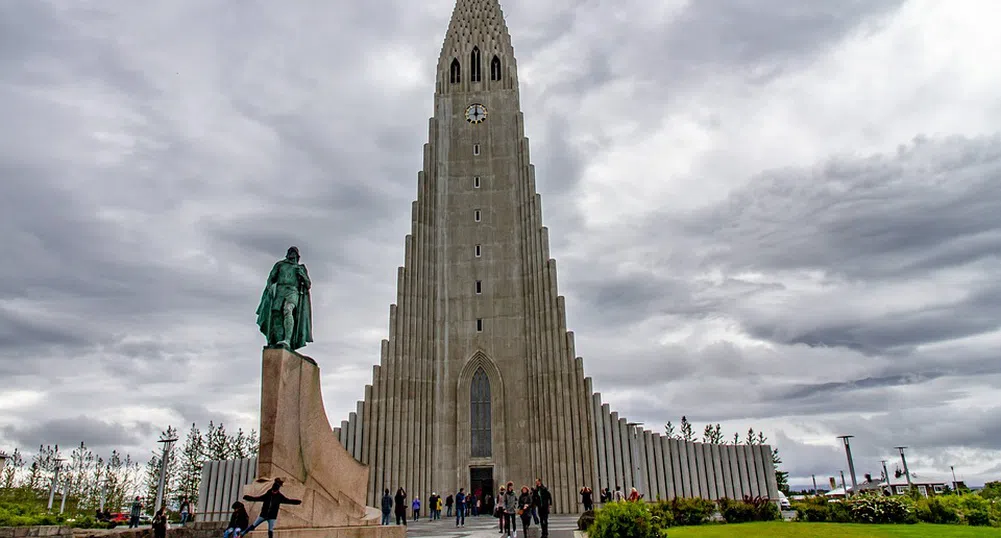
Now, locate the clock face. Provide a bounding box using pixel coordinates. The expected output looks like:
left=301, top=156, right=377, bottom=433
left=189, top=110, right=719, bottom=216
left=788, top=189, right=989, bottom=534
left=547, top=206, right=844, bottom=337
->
left=465, top=103, right=487, bottom=124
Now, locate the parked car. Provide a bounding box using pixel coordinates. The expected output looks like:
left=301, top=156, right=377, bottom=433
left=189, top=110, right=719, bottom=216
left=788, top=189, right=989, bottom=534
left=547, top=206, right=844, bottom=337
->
left=778, top=491, right=792, bottom=510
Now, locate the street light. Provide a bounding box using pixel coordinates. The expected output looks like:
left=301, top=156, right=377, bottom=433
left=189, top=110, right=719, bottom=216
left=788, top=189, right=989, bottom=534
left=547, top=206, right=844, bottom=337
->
left=950, top=465, right=958, bottom=494
left=627, top=423, right=644, bottom=499
left=811, top=474, right=818, bottom=496
left=154, top=436, right=179, bottom=513
left=837, top=436, right=858, bottom=496
left=47, top=458, right=65, bottom=511
left=881, top=460, right=890, bottom=494
left=894, top=447, right=913, bottom=490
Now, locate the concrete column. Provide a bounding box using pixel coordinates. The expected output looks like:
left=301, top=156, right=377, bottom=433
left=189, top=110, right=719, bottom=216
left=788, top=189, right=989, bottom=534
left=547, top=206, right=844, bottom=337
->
left=584, top=378, right=600, bottom=493
left=702, top=443, right=717, bottom=500
left=750, top=443, right=766, bottom=498
left=745, top=444, right=761, bottom=498
left=592, top=393, right=607, bottom=490
left=609, top=412, right=623, bottom=492
left=711, top=444, right=725, bottom=500
left=346, top=412, right=356, bottom=457
left=760, top=445, right=780, bottom=500
left=689, top=442, right=704, bottom=499
left=676, top=440, right=692, bottom=494
left=602, top=404, right=614, bottom=492
left=736, top=445, right=752, bottom=497
left=387, top=302, right=402, bottom=494
left=618, top=418, right=632, bottom=493
left=660, top=437, right=675, bottom=500
left=720, top=444, right=734, bottom=499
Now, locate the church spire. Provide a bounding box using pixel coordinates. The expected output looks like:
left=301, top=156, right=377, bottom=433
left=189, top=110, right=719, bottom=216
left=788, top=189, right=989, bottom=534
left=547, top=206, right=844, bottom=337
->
left=437, top=0, right=517, bottom=93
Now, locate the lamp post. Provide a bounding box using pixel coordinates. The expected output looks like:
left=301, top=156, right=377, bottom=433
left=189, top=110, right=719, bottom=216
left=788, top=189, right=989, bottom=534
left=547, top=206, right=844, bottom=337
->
left=950, top=465, right=958, bottom=494
left=154, top=436, right=179, bottom=513
left=811, top=474, right=818, bottom=496
left=47, top=459, right=65, bottom=511
left=836, top=435, right=858, bottom=496
left=839, top=470, right=847, bottom=496
left=881, top=460, right=890, bottom=494
left=894, top=447, right=912, bottom=490
left=627, top=422, right=644, bottom=498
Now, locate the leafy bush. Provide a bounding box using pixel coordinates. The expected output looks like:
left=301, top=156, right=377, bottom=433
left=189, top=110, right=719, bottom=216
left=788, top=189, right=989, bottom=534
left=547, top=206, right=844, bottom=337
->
left=915, top=497, right=960, bottom=524
left=966, top=509, right=991, bottom=526
left=648, top=501, right=674, bottom=528
left=792, top=496, right=834, bottom=522
left=847, top=494, right=916, bottom=524
left=668, top=497, right=715, bottom=526
left=588, top=501, right=661, bottom=538
left=718, top=496, right=779, bottom=523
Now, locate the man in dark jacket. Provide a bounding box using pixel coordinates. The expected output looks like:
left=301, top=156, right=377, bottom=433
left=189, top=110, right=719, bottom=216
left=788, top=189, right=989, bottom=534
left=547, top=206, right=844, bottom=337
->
left=240, top=478, right=302, bottom=538
left=128, top=497, right=142, bottom=528
left=534, top=478, right=553, bottom=538
left=380, top=489, right=393, bottom=525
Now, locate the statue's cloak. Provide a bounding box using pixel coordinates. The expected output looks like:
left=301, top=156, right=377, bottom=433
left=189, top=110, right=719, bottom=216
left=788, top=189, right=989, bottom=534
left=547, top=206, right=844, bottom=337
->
left=256, top=264, right=313, bottom=350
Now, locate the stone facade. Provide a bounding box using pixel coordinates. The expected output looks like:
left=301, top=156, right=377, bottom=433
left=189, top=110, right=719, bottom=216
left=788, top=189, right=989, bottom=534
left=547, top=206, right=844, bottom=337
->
left=329, top=0, right=778, bottom=513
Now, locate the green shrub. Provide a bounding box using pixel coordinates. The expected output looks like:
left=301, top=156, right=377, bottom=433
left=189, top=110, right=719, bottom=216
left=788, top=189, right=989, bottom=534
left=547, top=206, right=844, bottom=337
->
left=915, top=496, right=960, bottom=524
left=966, top=509, right=990, bottom=526
left=792, top=497, right=833, bottom=522
left=668, top=497, right=715, bottom=526
left=828, top=501, right=854, bottom=523
left=847, top=494, right=915, bottom=524
left=718, top=496, right=779, bottom=523
left=588, top=501, right=661, bottom=538
left=648, top=501, right=674, bottom=528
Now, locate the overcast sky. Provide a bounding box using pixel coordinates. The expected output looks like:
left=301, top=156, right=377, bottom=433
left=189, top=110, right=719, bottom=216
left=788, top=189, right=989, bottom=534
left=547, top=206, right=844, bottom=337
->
left=2, top=0, right=1001, bottom=489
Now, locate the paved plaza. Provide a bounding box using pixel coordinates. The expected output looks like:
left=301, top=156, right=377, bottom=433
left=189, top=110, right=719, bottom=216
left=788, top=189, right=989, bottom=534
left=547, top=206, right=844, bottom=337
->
left=394, top=514, right=580, bottom=538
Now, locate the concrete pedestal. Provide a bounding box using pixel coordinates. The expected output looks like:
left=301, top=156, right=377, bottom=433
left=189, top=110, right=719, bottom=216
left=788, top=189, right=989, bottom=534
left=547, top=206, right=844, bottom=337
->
left=241, top=347, right=402, bottom=538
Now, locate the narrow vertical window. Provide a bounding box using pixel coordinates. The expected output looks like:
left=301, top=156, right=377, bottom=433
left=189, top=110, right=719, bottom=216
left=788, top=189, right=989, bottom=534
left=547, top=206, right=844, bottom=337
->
left=450, top=58, right=461, bottom=84
left=471, top=47, right=482, bottom=82
left=473, top=144, right=480, bottom=155
left=490, top=56, right=502, bottom=81
left=474, top=209, right=481, bottom=222
left=475, top=245, right=481, bottom=257
left=475, top=281, right=482, bottom=294
left=474, top=176, right=481, bottom=188
left=476, top=319, right=484, bottom=332
left=470, top=367, right=491, bottom=457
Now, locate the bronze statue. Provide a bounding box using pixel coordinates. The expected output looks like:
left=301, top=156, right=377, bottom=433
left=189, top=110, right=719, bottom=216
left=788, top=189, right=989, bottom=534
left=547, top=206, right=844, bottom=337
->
left=256, top=247, right=312, bottom=350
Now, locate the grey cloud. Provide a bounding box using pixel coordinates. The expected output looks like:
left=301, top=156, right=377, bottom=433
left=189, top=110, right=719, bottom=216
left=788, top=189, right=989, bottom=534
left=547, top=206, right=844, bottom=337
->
left=2, top=417, right=159, bottom=456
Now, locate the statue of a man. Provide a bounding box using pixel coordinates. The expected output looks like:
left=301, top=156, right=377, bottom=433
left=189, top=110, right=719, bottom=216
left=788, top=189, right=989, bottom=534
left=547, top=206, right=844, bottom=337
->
left=256, top=246, right=313, bottom=350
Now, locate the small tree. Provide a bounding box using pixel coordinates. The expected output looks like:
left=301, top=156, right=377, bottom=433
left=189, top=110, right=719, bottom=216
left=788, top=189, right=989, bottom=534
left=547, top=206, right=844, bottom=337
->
left=702, top=424, right=724, bottom=444
left=772, top=448, right=789, bottom=494
left=680, top=417, right=695, bottom=442
left=176, top=423, right=205, bottom=504
left=2, top=448, right=24, bottom=488
left=664, top=422, right=675, bottom=440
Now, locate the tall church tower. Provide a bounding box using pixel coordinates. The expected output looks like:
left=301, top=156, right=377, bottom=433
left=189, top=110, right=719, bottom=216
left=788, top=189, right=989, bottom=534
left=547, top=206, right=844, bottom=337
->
left=331, top=0, right=779, bottom=515
left=334, top=0, right=598, bottom=513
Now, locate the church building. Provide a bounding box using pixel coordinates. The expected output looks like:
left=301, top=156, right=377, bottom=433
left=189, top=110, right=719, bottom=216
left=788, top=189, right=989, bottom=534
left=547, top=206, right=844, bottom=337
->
left=331, top=0, right=779, bottom=513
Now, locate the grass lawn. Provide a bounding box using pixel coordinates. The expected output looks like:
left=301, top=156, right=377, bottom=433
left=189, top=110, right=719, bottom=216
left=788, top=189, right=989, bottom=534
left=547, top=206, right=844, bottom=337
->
left=664, top=522, right=1001, bottom=537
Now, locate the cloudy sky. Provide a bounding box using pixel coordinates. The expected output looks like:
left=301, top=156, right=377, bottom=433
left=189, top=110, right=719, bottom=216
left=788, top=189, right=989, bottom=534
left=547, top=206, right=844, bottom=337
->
left=2, top=0, right=1001, bottom=489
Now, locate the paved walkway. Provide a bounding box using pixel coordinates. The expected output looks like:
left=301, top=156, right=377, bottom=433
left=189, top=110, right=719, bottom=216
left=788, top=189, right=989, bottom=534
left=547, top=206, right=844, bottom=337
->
left=394, top=514, right=580, bottom=538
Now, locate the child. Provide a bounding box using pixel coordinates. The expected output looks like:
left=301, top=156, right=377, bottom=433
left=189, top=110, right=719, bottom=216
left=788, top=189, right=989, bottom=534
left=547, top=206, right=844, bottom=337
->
left=224, top=502, right=250, bottom=538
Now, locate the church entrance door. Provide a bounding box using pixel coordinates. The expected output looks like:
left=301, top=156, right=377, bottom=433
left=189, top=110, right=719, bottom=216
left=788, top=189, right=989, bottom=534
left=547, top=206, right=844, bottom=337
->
left=470, top=466, right=494, bottom=513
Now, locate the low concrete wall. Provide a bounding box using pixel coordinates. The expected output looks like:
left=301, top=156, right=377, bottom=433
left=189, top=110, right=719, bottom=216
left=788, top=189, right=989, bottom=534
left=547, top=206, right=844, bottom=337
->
left=0, top=522, right=228, bottom=538
left=0, top=526, right=72, bottom=538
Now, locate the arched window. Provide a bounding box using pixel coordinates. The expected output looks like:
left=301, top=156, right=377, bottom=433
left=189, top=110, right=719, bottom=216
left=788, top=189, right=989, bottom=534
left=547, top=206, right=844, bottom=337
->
left=450, top=58, right=461, bottom=84
left=470, top=47, right=482, bottom=82
left=470, top=367, right=491, bottom=457
left=490, top=56, right=502, bottom=81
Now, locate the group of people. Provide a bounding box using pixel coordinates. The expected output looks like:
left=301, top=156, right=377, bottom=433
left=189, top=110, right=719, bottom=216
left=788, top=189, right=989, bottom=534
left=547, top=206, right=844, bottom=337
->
left=379, top=479, right=553, bottom=538
left=595, top=485, right=644, bottom=503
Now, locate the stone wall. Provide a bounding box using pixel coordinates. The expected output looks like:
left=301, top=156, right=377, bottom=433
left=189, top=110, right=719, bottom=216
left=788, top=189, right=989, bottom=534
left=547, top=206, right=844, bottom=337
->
left=0, top=522, right=227, bottom=538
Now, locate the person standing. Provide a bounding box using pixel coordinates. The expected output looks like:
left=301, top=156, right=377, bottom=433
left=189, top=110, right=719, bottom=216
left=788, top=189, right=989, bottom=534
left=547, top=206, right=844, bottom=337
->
left=613, top=486, right=625, bottom=501
left=151, top=508, right=168, bottom=538
left=380, top=489, right=392, bottom=525
left=580, top=487, right=594, bottom=512
left=502, top=482, right=518, bottom=537
left=393, top=488, right=407, bottom=526
left=627, top=487, right=641, bottom=502
left=411, top=496, right=421, bottom=521
left=534, top=479, right=553, bottom=538
left=435, top=493, right=443, bottom=520
left=180, top=498, right=191, bottom=526
left=445, top=493, right=454, bottom=518
left=240, top=478, right=303, bottom=538
left=518, top=486, right=533, bottom=536
left=128, top=496, right=143, bottom=529
left=223, top=502, right=250, bottom=538
left=454, top=488, right=466, bottom=527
